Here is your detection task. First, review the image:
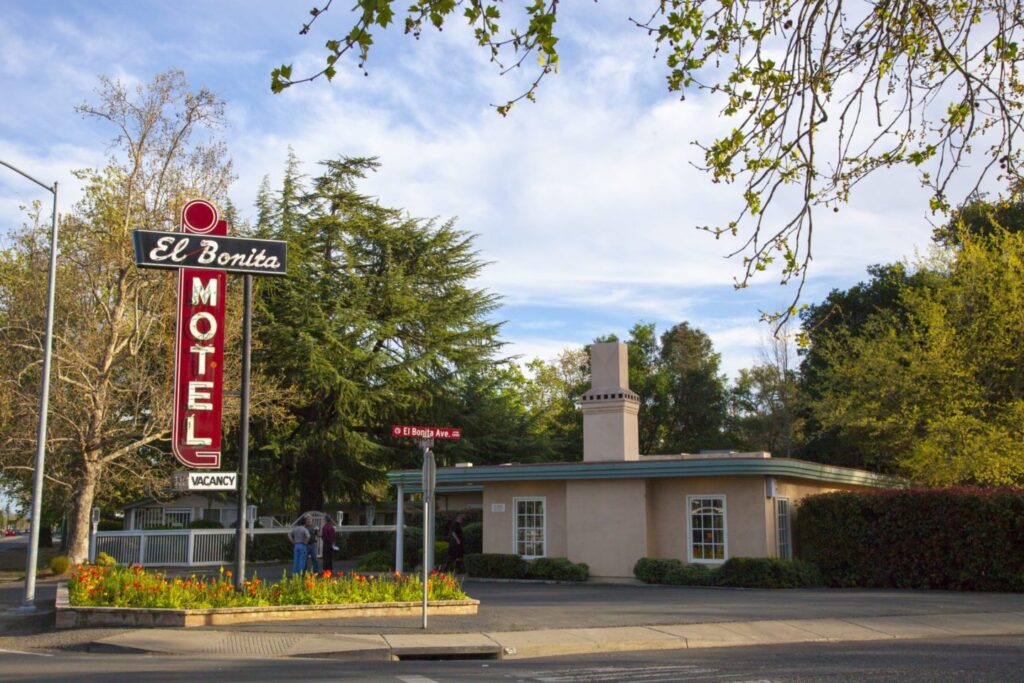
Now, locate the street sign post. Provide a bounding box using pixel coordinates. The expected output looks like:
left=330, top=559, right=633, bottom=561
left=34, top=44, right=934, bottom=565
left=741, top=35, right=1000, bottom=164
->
left=391, top=424, right=460, bottom=629
left=133, top=199, right=286, bottom=591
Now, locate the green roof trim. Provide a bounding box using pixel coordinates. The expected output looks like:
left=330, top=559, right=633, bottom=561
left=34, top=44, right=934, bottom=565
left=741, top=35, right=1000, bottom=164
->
left=387, top=458, right=902, bottom=493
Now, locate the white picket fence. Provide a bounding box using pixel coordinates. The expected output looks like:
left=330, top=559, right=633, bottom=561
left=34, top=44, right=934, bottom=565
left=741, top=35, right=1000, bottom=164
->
left=92, top=525, right=395, bottom=567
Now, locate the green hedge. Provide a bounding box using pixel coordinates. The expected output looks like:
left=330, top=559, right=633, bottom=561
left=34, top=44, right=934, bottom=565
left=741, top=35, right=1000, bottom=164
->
left=796, top=487, right=1024, bottom=591
left=188, top=519, right=224, bottom=529
left=462, top=522, right=483, bottom=555
left=465, top=553, right=528, bottom=579
left=633, top=557, right=821, bottom=588
left=465, top=554, right=588, bottom=581
left=355, top=550, right=394, bottom=572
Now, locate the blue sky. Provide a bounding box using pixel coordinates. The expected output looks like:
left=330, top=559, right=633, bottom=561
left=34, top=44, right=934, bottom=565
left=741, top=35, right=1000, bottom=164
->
left=1, top=1, right=953, bottom=378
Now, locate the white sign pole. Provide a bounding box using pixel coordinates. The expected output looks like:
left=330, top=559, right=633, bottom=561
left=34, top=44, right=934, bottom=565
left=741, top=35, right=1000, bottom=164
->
left=420, top=439, right=435, bottom=629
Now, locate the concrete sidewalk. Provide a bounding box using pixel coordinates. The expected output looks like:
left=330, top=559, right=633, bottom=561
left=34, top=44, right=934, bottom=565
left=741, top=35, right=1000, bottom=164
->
left=85, top=609, right=1024, bottom=660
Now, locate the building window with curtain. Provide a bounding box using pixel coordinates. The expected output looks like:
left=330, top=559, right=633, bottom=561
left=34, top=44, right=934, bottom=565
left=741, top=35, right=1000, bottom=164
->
left=514, top=497, right=546, bottom=558
left=687, top=495, right=727, bottom=563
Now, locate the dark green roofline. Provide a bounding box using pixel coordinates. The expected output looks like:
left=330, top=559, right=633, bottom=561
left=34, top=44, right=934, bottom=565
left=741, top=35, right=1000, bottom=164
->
left=387, top=458, right=903, bottom=493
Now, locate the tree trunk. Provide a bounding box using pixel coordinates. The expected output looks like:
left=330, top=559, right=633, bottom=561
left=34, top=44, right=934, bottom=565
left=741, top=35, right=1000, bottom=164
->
left=66, top=461, right=100, bottom=564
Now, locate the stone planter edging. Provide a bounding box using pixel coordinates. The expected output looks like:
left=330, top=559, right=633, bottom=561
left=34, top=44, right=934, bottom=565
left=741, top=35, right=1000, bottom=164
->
left=55, top=583, right=478, bottom=628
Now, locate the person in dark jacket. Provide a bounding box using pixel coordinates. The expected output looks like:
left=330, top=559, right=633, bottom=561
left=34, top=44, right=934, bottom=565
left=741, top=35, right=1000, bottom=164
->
left=446, top=513, right=466, bottom=573
left=320, top=517, right=337, bottom=574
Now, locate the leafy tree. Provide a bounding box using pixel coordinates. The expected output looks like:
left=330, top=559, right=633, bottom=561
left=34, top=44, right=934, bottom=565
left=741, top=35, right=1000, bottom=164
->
left=522, top=347, right=588, bottom=461
left=275, top=1, right=1023, bottom=312
left=0, top=71, right=234, bottom=562
left=251, top=155, right=502, bottom=512
left=659, top=322, right=730, bottom=453
left=933, top=191, right=1024, bottom=247
left=804, top=227, right=1024, bottom=485
left=727, top=327, right=799, bottom=456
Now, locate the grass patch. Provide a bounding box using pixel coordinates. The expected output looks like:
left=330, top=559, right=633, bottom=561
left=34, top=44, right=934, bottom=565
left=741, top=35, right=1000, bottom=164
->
left=0, top=544, right=62, bottom=582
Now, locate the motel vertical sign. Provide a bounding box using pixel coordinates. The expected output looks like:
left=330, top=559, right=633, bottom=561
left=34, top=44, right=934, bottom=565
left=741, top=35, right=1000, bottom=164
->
left=173, top=200, right=226, bottom=468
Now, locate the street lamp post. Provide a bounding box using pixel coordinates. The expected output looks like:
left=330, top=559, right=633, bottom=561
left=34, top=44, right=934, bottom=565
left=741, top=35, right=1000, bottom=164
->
left=0, top=159, right=59, bottom=611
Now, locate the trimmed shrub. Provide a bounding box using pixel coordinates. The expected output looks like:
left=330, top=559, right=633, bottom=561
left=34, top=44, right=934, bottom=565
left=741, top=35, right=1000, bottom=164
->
left=188, top=519, right=224, bottom=529
left=465, top=553, right=529, bottom=579
left=49, top=555, right=71, bottom=575
left=97, top=519, right=122, bottom=532
left=796, top=487, right=1024, bottom=591
left=663, top=562, right=715, bottom=586
left=529, top=557, right=589, bottom=581
left=94, top=551, right=117, bottom=567
left=633, top=557, right=683, bottom=584
left=462, top=522, right=483, bottom=555
left=355, top=550, right=394, bottom=572
left=716, top=557, right=823, bottom=589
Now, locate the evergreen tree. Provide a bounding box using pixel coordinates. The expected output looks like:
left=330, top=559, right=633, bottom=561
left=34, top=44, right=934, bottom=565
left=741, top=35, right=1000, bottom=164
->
left=252, top=156, right=501, bottom=511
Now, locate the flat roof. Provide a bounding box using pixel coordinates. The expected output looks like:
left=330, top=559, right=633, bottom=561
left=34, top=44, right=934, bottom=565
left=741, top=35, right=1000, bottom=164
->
left=387, top=457, right=902, bottom=493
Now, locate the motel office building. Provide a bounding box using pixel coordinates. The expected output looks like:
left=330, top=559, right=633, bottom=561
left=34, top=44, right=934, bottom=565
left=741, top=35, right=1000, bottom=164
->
left=389, top=342, right=895, bottom=579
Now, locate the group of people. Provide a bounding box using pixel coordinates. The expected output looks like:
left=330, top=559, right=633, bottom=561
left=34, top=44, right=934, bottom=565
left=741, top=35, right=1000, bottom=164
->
left=288, top=514, right=337, bottom=576
left=288, top=512, right=467, bottom=576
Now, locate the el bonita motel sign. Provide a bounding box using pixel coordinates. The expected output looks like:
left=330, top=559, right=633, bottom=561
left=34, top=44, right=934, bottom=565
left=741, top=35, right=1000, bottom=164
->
left=133, top=199, right=286, bottom=589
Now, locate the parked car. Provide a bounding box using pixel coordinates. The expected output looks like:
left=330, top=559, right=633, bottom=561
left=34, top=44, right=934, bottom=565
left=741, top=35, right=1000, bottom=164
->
left=3, top=530, right=16, bottom=537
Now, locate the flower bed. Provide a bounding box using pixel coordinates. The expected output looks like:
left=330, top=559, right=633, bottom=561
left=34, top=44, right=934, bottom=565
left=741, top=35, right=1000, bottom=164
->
left=58, top=564, right=477, bottom=628
left=69, top=564, right=467, bottom=609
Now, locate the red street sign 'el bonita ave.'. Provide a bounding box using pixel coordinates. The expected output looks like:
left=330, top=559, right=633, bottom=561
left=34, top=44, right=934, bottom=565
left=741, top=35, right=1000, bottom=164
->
left=391, top=425, right=462, bottom=440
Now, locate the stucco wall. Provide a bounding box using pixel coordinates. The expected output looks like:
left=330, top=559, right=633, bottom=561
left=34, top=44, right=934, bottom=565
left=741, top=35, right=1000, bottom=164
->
left=646, top=476, right=769, bottom=564
left=565, top=479, right=648, bottom=577
left=482, top=481, right=567, bottom=557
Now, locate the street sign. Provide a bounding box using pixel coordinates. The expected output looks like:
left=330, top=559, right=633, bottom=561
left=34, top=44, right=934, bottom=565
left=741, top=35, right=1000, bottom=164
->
left=391, top=424, right=462, bottom=440
left=187, top=471, right=238, bottom=491
left=133, top=230, right=287, bottom=276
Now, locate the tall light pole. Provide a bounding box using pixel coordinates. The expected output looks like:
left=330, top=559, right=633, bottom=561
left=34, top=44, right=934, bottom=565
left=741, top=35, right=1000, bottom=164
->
left=0, top=160, right=59, bottom=611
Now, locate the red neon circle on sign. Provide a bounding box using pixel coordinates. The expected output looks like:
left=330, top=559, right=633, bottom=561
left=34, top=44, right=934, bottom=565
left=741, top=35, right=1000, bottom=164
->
left=182, top=200, right=218, bottom=234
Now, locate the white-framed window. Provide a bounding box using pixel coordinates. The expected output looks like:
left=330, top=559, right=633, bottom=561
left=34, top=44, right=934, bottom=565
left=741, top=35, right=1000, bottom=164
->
left=164, top=509, right=192, bottom=528
left=687, top=495, right=727, bottom=563
left=776, top=497, right=792, bottom=559
left=513, top=497, right=546, bottom=558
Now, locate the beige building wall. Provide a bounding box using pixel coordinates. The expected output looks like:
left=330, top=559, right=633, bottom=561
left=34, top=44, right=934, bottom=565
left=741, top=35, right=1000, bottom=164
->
left=647, top=476, right=770, bottom=563
left=482, top=481, right=567, bottom=557
left=565, top=479, right=648, bottom=577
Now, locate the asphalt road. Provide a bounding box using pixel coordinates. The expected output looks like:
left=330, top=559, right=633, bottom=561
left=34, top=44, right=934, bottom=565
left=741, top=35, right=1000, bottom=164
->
left=1, top=635, right=1022, bottom=682
left=189, top=579, right=1024, bottom=635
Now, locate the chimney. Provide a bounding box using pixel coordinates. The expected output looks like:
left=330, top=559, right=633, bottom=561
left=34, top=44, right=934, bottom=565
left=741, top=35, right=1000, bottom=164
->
left=581, top=342, right=640, bottom=462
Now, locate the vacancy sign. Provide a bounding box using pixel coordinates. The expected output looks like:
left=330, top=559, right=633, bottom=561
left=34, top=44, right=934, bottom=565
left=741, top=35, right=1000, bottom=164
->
left=171, top=200, right=227, bottom=468
left=391, top=425, right=462, bottom=440
left=187, top=471, right=238, bottom=491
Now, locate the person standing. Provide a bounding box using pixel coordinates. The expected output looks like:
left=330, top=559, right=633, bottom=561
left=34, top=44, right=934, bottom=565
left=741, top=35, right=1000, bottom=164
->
left=290, top=516, right=311, bottom=575
left=446, top=513, right=466, bottom=573
left=320, top=516, right=337, bottom=574
left=305, top=515, right=320, bottom=574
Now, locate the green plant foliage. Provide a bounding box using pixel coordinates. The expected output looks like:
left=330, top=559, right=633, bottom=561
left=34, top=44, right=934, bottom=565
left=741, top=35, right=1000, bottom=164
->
left=528, top=557, right=588, bottom=582
left=49, top=555, right=71, bottom=575
left=633, top=557, right=683, bottom=584
left=188, top=519, right=224, bottom=529
left=797, top=488, right=1024, bottom=591
left=715, top=557, right=823, bottom=589
left=464, top=553, right=529, bottom=579
left=662, top=562, right=715, bottom=587
left=802, top=228, right=1024, bottom=485
left=277, top=3, right=1024, bottom=315
left=355, top=550, right=393, bottom=572
left=68, top=564, right=467, bottom=608
left=251, top=154, right=502, bottom=511
left=342, top=531, right=393, bottom=560
left=462, top=522, right=483, bottom=555
left=96, top=520, right=123, bottom=532
left=94, top=552, right=117, bottom=567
